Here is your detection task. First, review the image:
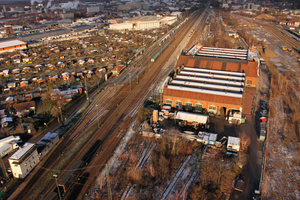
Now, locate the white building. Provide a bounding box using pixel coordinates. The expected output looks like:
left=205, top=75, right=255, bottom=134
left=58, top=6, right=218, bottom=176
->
left=170, top=12, right=182, bottom=17
left=161, top=17, right=177, bottom=25
left=9, top=143, right=39, bottom=179
left=37, top=132, right=59, bottom=160
left=134, top=21, right=160, bottom=30
left=87, top=6, right=104, bottom=13
left=109, top=23, right=133, bottom=30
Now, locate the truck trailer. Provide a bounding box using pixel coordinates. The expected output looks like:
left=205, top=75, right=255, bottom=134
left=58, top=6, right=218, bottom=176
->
left=0, top=143, right=19, bottom=158
left=0, top=136, right=21, bottom=147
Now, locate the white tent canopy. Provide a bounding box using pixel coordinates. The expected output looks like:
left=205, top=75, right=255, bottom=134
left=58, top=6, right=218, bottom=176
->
left=176, top=111, right=208, bottom=124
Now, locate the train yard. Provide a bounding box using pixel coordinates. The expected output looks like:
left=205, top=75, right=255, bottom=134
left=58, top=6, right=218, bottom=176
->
left=8, top=7, right=208, bottom=200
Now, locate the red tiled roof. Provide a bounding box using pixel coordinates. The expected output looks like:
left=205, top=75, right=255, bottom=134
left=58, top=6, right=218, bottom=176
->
left=12, top=101, right=35, bottom=111
left=163, top=88, right=243, bottom=106
left=242, top=87, right=255, bottom=116
left=177, top=55, right=257, bottom=77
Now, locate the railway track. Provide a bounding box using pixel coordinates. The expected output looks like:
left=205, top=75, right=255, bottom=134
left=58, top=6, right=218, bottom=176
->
left=11, top=86, right=121, bottom=200
left=238, top=16, right=300, bottom=51
left=12, top=7, right=206, bottom=200
left=262, top=25, right=300, bottom=50
left=70, top=9, right=207, bottom=199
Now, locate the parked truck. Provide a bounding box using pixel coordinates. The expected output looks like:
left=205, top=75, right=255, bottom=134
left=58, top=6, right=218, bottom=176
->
left=227, top=110, right=245, bottom=125
left=0, top=135, right=21, bottom=147
left=0, top=143, right=19, bottom=158
left=260, top=122, right=266, bottom=141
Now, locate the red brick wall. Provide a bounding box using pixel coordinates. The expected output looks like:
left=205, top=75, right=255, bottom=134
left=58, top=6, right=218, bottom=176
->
left=163, top=95, right=242, bottom=114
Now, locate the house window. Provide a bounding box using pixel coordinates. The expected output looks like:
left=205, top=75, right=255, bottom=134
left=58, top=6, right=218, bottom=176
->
left=195, top=103, right=202, bottom=112
left=209, top=105, right=217, bottom=114
left=165, top=99, right=172, bottom=106
left=175, top=101, right=182, bottom=109
left=185, top=102, right=192, bottom=111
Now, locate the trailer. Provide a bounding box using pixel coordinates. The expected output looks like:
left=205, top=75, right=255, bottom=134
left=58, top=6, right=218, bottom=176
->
left=0, top=143, right=19, bottom=158
left=151, top=38, right=174, bottom=62
left=259, top=122, right=266, bottom=141
left=0, top=136, right=21, bottom=147
left=58, top=160, right=84, bottom=196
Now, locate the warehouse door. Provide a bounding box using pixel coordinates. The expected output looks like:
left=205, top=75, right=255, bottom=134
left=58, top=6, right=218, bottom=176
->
left=220, top=107, right=227, bottom=119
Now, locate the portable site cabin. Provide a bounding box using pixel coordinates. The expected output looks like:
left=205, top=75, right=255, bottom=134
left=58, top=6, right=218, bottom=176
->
left=226, top=136, right=240, bottom=156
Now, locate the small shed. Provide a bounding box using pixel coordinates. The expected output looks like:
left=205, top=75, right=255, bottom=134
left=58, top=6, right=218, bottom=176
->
left=227, top=136, right=240, bottom=155
left=208, top=133, right=217, bottom=146
left=5, top=96, right=15, bottom=103
left=1, top=117, right=13, bottom=127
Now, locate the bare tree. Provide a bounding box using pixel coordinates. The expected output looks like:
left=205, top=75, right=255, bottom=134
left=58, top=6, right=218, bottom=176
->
left=51, top=106, right=61, bottom=125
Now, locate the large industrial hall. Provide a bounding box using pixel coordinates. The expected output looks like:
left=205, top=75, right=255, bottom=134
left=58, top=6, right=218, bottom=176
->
left=162, top=44, right=259, bottom=117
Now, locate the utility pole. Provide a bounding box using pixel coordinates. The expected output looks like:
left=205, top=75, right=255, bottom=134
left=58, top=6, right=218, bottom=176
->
left=0, top=157, right=8, bottom=179
left=85, top=76, right=89, bottom=102
left=59, top=106, right=63, bottom=125
left=129, top=73, right=131, bottom=91
left=159, top=89, right=163, bottom=109
left=106, top=164, right=112, bottom=200
left=53, top=174, right=62, bottom=200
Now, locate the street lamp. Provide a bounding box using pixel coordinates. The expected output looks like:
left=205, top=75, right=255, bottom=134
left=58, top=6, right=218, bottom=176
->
left=53, top=174, right=62, bottom=200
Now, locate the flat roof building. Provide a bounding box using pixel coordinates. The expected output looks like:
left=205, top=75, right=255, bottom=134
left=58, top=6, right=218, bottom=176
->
left=0, top=39, right=26, bottom=54
left=162, top=44, right=259, bottom=117
left=9, top=143, right=39, bottom=178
